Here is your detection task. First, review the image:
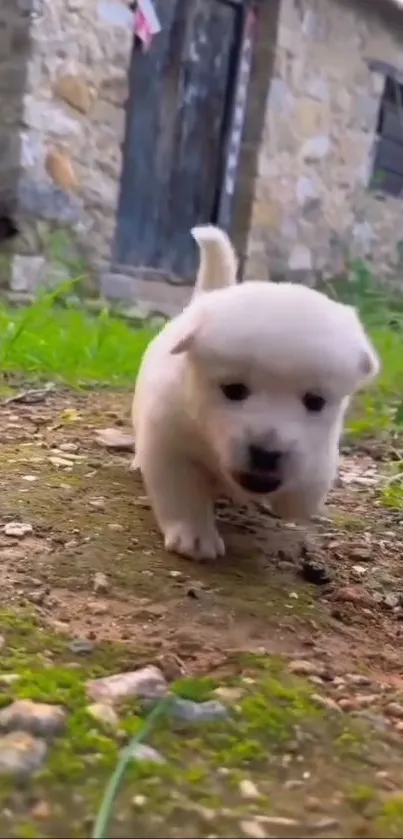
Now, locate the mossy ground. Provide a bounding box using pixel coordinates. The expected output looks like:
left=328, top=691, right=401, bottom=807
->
left=0, top=610, right=401, bottom=839
left=0, top=389, right=403, bottom=838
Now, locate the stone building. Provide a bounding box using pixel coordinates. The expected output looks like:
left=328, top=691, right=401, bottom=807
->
left=2, top=0, right=403, bottom=313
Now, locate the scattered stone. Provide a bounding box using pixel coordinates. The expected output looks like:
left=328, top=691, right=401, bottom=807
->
left=0, top=675, right=20, bottom=686
left=240, top=819, right=267, bottom=838
left=31, top=800, right=51, bottom=819
left=87, top=665, right=167, bottom=704
left=332, top=586, right=373, bottom=606
left=88, top=498, right=106, bottom=510
left=86, top=703, right=119, bottom=730
left=3, top=522, right=33, bottom=538
left=311, top=694, right=341, bottom=713
left=93, top=571, right=109, bottom=594
left=59, top=442, right=79, bottom=453
left=0, top=700, right=66, bottom=737
left=386, top=702, right=403, bottom=719
left=49, top=456, right=73, bottom=468
left=108, top=523, right=124, bottom=532
left=352, top=564, right=367, bottom=577
left=299, top=561, right=331, bottom=585
left=127, top=743, right=165, bottom=764
left=308, top=818, right=340, bottom=832
left=288, top=660, right=324, bottom=677
left=257, top=816, right=300, bottom=827
left=69, top=639, right=94, bottom=655
left=239, top=779, right=260, bottom=800
left=167, top=697, right=229, bottom=723
left=345, top=673, right=372, bottom=686
left=132, top=794, right=147, bottom=807
left=384, top=593, right=400, bottom=610
left=349, top=546, right=372, bottom=562
left=0, top=731, right=47, bottom=777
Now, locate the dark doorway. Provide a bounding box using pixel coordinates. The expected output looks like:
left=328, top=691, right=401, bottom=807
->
left=113, top=0, right=253, bottom=283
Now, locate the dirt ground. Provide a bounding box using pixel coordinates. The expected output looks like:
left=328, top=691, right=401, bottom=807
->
left=2, top=387, right=403, bottom=838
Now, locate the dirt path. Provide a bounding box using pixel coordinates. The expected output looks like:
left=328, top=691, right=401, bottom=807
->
left=1, top=388, right=403, bottom=838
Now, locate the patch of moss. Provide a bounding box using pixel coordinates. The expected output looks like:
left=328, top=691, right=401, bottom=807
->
left=376, top=794, right=403, bottom=838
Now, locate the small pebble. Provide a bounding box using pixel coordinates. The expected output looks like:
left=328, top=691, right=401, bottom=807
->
left=31, top=800, right=51, bottom=819
left=239, top=779, right=260, bottom=800
left=88, top=498, right=105, bottom=510
left=386, top=702, right=403, bottom=719
left=127, top=743, right=165, bottom=764
left=93, top=572, right=109, bottom=595
left=69, top=639, right=94, bottom=656
left=49, top=456, right=73, bottom=468
left=240, top=819, right=267, bottom=839
left=59, top=442, right=79, bottom=453
left=87, top=665, right=167, bottom=704
left=384, top=593, right=400, bottom=609
left=0, top=700, right=66, bottom=737
left=345, top=673, right=372, bottom=686
left=132, top=795, right=147, bottom=807
left=0, top=731, right=47, bottom=777
left=257, top=816, right=299, bottom=827
left=3, top=522, right=33, bottom=538
left=168, top=697, right=229, bottom=723
left=108, top=523, right=124, bottom=532
left=311, top=694, right=341, bottom=713
left=308, top=818, right=340, bottom=832
left=288, top=660, right=324, bottom=677
left=86, top=703, right=119, bottom=730
left=0, top=675, right=20, bottom=686
left=352, top=564, right=367, bottom=577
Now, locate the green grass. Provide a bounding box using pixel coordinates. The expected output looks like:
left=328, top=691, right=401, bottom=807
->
left=326, top=262, right=403, bottom=441
left=0, top=264, right=403, bottom=440
left=0, top=286, right=155, bottom=388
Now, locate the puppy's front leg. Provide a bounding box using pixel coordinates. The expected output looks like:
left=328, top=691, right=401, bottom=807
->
left=141, top=449, right=225, bottom=561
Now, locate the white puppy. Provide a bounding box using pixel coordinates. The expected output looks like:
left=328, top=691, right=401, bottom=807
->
left=114, top=226, right=380, bottom=561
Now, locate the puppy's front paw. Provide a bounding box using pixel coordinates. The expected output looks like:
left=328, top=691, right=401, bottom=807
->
left=163, top=523, right=225, bottom=561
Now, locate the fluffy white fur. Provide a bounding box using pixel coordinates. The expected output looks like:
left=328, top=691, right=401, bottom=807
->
left=128, top=225, right=380, bottom=560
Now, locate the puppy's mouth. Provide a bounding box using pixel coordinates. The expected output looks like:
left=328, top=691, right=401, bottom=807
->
left=233, top=472, right=282, bottom=495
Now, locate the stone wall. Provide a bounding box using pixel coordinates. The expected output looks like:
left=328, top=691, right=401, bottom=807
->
left=0, top=0, right=32, bottom=289
left=7, top=0, right=133, bottom=296
left=245, top=0, right=403, bottom=284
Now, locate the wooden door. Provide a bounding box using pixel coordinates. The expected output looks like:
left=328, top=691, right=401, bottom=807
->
left=113, top=0, right=248, bottom=283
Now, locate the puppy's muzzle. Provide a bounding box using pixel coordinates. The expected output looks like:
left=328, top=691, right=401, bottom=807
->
left=233, top=444, right=283, bottom=495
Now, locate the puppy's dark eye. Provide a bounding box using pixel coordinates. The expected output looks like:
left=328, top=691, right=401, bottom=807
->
left=303, top=392, right=326, bottom=413
left=221, top=383, right=250, bottom=402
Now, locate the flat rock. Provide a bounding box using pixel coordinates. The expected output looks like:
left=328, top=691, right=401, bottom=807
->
left=127, top=743, right=166, bottom=764
left=86, top=703, right=119, bottom=730
left=3, top=522, right=33, bottom=538
left=167, top=697, right=229, bottom=723
left=87, top=665, right=167, bottom=704
left=0, top=731, right=47, bottom=777
left=0, top=700, right=67, bottom=737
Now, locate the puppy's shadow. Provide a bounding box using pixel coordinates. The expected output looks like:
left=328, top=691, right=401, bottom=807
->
left=213, top=499, right=307, bottom=578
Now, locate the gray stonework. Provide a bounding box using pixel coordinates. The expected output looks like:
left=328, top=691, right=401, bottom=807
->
left=4, top=0, right=403, bottom=309
left=245, top=0, right=403, bottom=285
left=2, top=0, right=133, bottom=295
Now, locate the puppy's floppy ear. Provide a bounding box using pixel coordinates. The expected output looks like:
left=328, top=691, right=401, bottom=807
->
left=170, top=306, right=201, bottom=355
left=349, top=306, right=380, bottom=384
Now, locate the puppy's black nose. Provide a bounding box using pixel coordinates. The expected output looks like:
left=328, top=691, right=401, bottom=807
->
left=248, top=445, right=282, bottom=472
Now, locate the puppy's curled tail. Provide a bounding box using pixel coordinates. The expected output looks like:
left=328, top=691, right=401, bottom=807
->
left=191, top=224, right=238, bottom=296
